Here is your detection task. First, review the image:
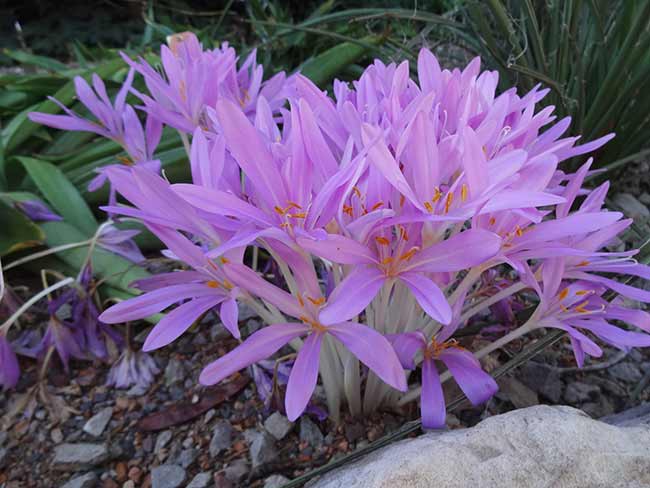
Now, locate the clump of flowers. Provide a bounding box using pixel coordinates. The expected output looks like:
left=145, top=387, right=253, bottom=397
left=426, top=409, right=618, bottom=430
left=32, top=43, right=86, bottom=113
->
left=29, top=34, right=650, bottom=429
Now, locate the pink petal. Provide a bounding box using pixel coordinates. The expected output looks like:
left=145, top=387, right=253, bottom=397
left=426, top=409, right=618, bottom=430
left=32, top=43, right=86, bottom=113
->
left=328, top=322, right=406, bottom=391
left=421, top=358, right=446, bottom=429
left=296, top=233, right=377, bottom=265
left=285, top=332, right=324, bottom=421
left=99, top=284, right=217, bottom=323
left=143, top=296, right=222, bottom=351
left=199, top=323, right=308, bottom=385
left=219, top=297, right=240, bottom=339
left=319, top=266, right=385, bottom=325
left=406, top=229, right=501, bottom=273
left=438, top=348, right=498, bottom=405
left=399, top=272, right=452, bottom=325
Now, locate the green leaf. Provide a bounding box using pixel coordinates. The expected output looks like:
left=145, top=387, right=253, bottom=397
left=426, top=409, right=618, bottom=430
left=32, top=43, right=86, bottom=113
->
left=18, top=156, right=97, bottom=235
left=301, top=36, right=381, bottom=86
left=0, top=198, right=44, bottom=256
left=3, top=49, right=70, bottom=73
left=40, top=221, right=150, bottom=293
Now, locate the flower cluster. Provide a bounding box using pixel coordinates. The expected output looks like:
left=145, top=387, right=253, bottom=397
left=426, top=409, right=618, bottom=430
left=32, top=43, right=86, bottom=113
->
left=28, top=34, right=650, bottom=429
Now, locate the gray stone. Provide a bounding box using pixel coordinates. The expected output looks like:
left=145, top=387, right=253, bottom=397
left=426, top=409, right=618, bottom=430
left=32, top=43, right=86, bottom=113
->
left=155, top=430, right=173, bottom=454
left=177, top=448, right=198, bottom=468
left=209, top=421, right=233, bottom=457
left=264, top=412, right=293, bottom=441
left=613, top=193, right=650, bottom=221
left=224, top=458, right=249, bottom=483
left=264, top=474, right=290, bottom=487
left=497, top=376, right=539, bottom=408
left=0, top=431, right=7, bottom=447
left=53, top=443, right=109, bottom=469
left=300, top=417, right=324, bottom=447
left=248, top=431, right=277, bottom=468
left=0, top=447, right=7, bottom=469
left=151, top=464, right=186, bottom=488
left=82, top=407, right=113, bottom=437
left=311, top=405, right=650, bottom=488
left=187, top=472, right=212, bottom=488
left=60, top=472, right=98, bottom=488
left=609, top=362, right=643, bottom=383
left=519, top=362, right=563, bottom=403
left=564, top=381, right=600, bottom=404
left=164, top=358, right=186, bottom=386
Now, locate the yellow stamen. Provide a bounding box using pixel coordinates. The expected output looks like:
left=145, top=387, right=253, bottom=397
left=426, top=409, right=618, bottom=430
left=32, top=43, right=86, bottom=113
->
left=444, top=192, right=453, bottom=214
left=381, top=256, right=394, bottom=265
left=297, top=295, right=305, bottom=307
left=515, top=226, right=523, bottom=237
left=399, top=247, right=420, bottom=261
left=558, top=288, right=569, bottom=301
left=577, top=260, right=590, bottom=267
left=343, top=205, right=354, bottom=217
left=574, top=300, right=590, bottom=313
left=353, top=186, right=362, bottom=198
left=432, top=187, right=442, bottom=203
left=423, top=201, right=434, bottom=213
left=461, top=183, right=468, bottom=202
left=286, top=201, right=302, bottom=210
left=489, top=217, right=496, bottom=226
left=307, top=296, right=326, bottom=306
left=288, top=212, right=307, bottom=219
left=399, top=226, right=409, bottom=241
left=400, top=194, right=406, bottom=207
left=375, top=236, right=390, bottom=246
left=223, top=279, right=234, bottom=290
left=370, top=201, right=384, bottom=211
left=220, top=257, right=230, bottom=264
left=206, top=280, right=220, bottom=288
left=274, top=206, right=286, bottom=215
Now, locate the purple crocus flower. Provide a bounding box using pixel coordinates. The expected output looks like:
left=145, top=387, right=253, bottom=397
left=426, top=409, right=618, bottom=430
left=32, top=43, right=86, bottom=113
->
left=0, top=332, right=20, bottom=389
left=14, top=200, right=62, bottom=222
left=99, top=225, right=241, bottom=349
left=299, top=228, right=501, bottom=326
left=391, top=330, right=498, bottom=429
left=200, top=261, right=407, bottom=421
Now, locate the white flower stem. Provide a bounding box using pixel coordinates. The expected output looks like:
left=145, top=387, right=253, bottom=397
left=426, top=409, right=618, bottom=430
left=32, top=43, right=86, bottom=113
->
left=459, top=281, right=527, bottom=323
left=0, top=277, right=74, bottom=333
left=4, top=240, right=92, bottom=271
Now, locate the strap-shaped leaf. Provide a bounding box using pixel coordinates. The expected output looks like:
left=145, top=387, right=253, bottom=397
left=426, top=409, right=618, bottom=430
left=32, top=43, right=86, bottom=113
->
left=19, top=156, right=97, bottom=235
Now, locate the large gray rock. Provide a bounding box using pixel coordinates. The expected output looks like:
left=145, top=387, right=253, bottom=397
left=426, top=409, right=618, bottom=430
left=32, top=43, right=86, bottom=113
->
left=82, top=407, right=113, bottom=437
left=310, top=406, right=650, bottom=488
left=60, top=472, right=98, bottom=488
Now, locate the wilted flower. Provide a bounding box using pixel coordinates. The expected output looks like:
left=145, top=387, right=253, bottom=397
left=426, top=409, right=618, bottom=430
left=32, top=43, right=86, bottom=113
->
left=14, top=200, right=62, bottom=222
left=0, top=332, right=20, bottom=389
left=106, top=348, right=159, bottom=389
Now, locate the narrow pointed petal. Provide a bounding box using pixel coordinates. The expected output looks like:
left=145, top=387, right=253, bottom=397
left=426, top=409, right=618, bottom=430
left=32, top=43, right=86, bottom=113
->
left=296, top=233, right=378, bottom=265
left=390, top=331, right=427, bottom=369
left=143, top=296, right=222, bottom=351
left=285, top=332, right=324, bottom=421
left=199, top=323, right=308, bottom=385
left=99, top=284, right=217, bottom=323
left=399, top=272, right=452, bottom=325
left=319, top=266, right=385, bottom=325
left=220, top=297, right=240, bottom=338
left=328, top=321, right=406, bottom=391
left=438, top=348, right=498, bottom=405
left=407, top=229, right=501, bottom=272
left=421, top=358, right=446, bottom=429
